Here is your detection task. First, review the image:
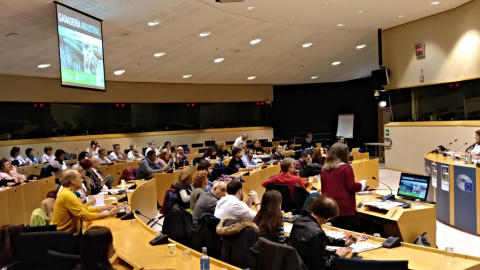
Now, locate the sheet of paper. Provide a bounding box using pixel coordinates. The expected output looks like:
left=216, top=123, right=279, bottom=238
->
left=327, top=242, right=382, bottom=253
left=89, top=193, right=105, bottom=206
left=362, top=201, right=404, bottom=209
left=284, top=224, right=293, bottom=234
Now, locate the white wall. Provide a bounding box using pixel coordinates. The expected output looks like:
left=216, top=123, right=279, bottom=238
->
left=384, top=121, right=480, bottom=174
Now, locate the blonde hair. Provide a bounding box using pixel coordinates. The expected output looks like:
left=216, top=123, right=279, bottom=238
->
left=217, top=141, right=226, bottom=148
left=192, top=170, right=208, bottom=188
left=98, top=148, right=106, bottom=155
left=322, top=143, right=349, bottom=172
left=177, top=167, right=194, bottom=185
left=159, top=149, right=170, bottom=161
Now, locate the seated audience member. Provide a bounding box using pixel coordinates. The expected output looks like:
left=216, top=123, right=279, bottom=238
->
left=262, top=158, right=306, bottom=196
left=215, top=180, right=260, bottom=221
left=202, top=146, right=220, bottom=160
left=321, top=143, right=366, bottom=231
left=338, top=136, right=345, bottom=144
left=301, top=133, right=317, bottom=150
left=164, top=141, right=172, bottom=154
left=51, top=169, right=120, bottom=236
left=9, top=146, right=29, bottom=166
left=158, top=149, right=173, bottom=170
left=25, top=148, right=38, bottom=165
left=216, top=141, right=231, bottom=159
left=135, top=150, right=165, bottom=180
left=173, top=146, right=189, bottom=168
left=241, top=148, right=262, bottom=169
left=233, top=132, right=248, bottom=149
left=145, top=140, right=160, bottom=157
left=0, top=158, right=27, bottom=187
left=71, top=151, right=89, bottom=171
left=50, top=149, right=67, bottom=179
left=175, top=168, right=194, bottom=209
left=312, top=147, right=327, bottom=165
left=97, top=148, right=112, bottom=165
left=192, top=180, right=228, bottom=223
left=227, top=147, right=249, bottom=173
left=253, top=190, right=286, bottom=243
left=127, top=143, right=143, bottom=161
left=288, top=194, right=355, bottom=270
left=190, top=171, right=208, bottom=211
left=109, top=144, right=127, bottom=163
left=80, top=159, right=107, bottom=194
left=252, top=139, right=267, bottom=155
left=270, top=145, right=284, bottom=161
left=283, top=139, right=295, bottom=152
left=74, top=167, right=93, bottom=203
left=295, top=151, right=311, bottom=177
left=74, top=226, right=115, bottom=270
left=86, top=140, right=100, bottom=158
left=41, top=146, right=55, bottom=164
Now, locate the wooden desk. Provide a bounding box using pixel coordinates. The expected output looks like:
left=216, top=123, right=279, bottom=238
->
left=350, top=158, right=379, bottom=189
left=100, top=161, right=140, bottom=186
left=234, top=165, right=281, bottom=200
left=352, top=152, right=369, bottom=160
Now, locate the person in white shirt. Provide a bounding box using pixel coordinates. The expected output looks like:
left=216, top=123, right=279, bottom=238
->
left=41, top=146, right=55, bottom=164
left=8, top=146, right=29, bottom=166
left=109, top=144, right=127, bottom=163
left=50, top=149, right=67, bottom=179
left=214, top=180, right=260, bottom=221
left=127, top=143, right=144, bottom=161
left=470, top=130, right=480, bottom=157
left=86, top=140, right=100, bottom=158
left=145, top=141, right=160, bottom=157
left=233, top=132, right=248, bottom=150
left=97, top=148, right=112, bottom=165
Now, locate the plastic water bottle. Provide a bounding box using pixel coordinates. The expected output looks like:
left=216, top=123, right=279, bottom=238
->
left=235, top=172, right=240, bottom=181
left=200, top=247, right=210, bottom=270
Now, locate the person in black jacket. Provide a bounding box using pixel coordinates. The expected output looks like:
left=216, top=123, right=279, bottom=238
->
left=288, top=194, right=356, bottom=270
left=301, top=133, right=317, bottom=150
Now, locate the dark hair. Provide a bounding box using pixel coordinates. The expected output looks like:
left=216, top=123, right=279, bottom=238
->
left=10, top=146, right=20, bottom=157
left=227, top=180, right=243, bottom=195
left=232, top=147, right=242, bottom=156
left=197, top=159, right=212, bottom=171
left=253, top=190, right=283, bottom=240
left=300, top=151, right=309, bottom=159
left=54, top=149, right=66, bottom=158
left=311, top=194, right=339, bottom=220
left=44, top=146, right=53, bottom=153
left=147, top=149, right=157, bottom=157
left=78, top=151, right=88, bottom=161
left=476, top=130, right=480, bottom=137
left=206, top=146, right=217, bottom=157
left=164, top=141, right=171, bottom=147
left=287, top=139, right=295, bottom=147
left=306, top=133, right=313, bottom=137
left=245, top=148, right=253, bottom=155
left=79, top=226, right=113, bottom=269
left=0, top=158, right=8, bottom=170
left=80, top=159, right=93, bottom=170
left=90, top=140, right=98, bottom=147
left=337, top=136, right=344, bottom=141
left=25, top=148, right=34, bottom=156
left=112, top=144, right=120, bottom=148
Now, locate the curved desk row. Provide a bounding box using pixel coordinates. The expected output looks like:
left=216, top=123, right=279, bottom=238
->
left=424, top=152, right=480, bottom=235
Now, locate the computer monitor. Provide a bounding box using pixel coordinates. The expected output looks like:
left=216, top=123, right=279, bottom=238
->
left=397, top=172, right=430, bottom=201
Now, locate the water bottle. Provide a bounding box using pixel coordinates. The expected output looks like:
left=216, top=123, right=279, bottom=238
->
left=466, top=150, right=472, bottom=164
left=172, top=161, right=176, bottom=171
left=200, top=247, right=210, bottom=270
left=235, top=172, right=240, bottom=182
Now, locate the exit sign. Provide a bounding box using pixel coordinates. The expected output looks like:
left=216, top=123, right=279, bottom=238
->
left=415, top=43, right=425, bottom=57
left=386, top=129, right=390, bottom=136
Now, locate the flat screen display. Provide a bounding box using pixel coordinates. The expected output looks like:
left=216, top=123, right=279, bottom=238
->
left=397, top=173, right=430, bottom=201
left=55, top=2, right=105, bottom=91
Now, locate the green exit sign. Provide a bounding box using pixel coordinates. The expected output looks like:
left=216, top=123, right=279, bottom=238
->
left=386, top=129, right=390, bottom=136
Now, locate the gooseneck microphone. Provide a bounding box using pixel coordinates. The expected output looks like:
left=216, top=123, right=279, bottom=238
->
left=372, top=176, right=394, bottom=201
left=466, top=142, right=477, bottom=152
left=134, top=210, right=157, bottom=226
left=453, top=143, right=468, bottom=153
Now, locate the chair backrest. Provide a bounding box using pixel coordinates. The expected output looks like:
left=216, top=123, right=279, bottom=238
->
left=192, top=157, right=203, bottom=166
left=47, top=250, right=80, bottom=270
left=159, top=188, right=176, bottom=215
left=192, top=143, right=203, bottom=148
left=293, top=184, right=309, bottom=211
left=40, top=165, right=53, bottom=178
left=265, top=183, right=296, bottom=212
left=219, top=219, right=258, bottom=269
left=199, top=148, right=208, bottom=153
left=162, top=204, right=193, bottom=246
left=205, top=140, right=216, bottom=147
left=250, top=237, right=308, bottom=270
left=191, top=215, right=221, bottom=259
left=300, top=192, right=319, bottom=216
left=23, top=225, right=57, bottom=233
left=120, top=166, right=139, bottom=181
left=211, top=166, right=227, bottom=181
left=336, top=258, right=409, bottom=270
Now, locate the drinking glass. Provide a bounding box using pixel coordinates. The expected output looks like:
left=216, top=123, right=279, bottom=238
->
left=182, top=250, right=191, bottom=261
left=445, top=247, right=454, bottom=265
left=373, top=233, right=381, bottom=243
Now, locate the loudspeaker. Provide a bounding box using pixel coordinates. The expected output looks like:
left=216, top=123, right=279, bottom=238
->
left=149, top=234, right=169, bottom=246
left=382, top=236, right=401, bottom=248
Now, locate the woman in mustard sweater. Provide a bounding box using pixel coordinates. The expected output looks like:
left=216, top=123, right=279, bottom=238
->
left=51, top=169, right=120, bottom=236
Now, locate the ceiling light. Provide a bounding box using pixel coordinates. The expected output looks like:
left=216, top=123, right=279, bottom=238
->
left=250, top=39, right=262, bottom=45
left=430, top=1, right=440, bottom=5
left=247, top=76, right=256, bottom=80
left=214, top=58, right=224, bottom=63
left=199, top=32, right=211, bottom=37
left=358, top=10, right=365, bottom=14
left=247, top=6, right=254, bottom=10
left=311, top=76, right=319, bottom=79
left=356, top=44, right=366, bottom=49
left=291, top=17, right=297, bottom=20
left=398, top=15, right=404, bottom=18
left=37, top=64, right=50, bottom=68
left=332, top=61, right=341, bottom=66
left=337, top=23, right=345, bottom=27
left=148, top=20, right=160, bottom=26
left=323, top=2, right=332, bottom=5
left=154, top=52, right=165, bottom=57
left=183, top=74, right=192, bottom=78
left=114, top=70, right=125, bottom=75
left=302, top=43, right=313, bottom=48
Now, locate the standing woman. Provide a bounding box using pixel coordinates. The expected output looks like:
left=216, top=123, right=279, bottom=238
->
left=320, top=143, right=366, bottom=232
left=253, top=190, right=286, bottom=243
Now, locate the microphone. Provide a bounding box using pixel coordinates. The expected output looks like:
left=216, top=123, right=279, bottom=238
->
left=466, top=142, right=477, bottom=152
left=134, top=210, right=156, bottom=226
left=372, top=177, right=394, bottom=201
left=118, top=202, right=134, bottom=220
left=431, top=139, right=456, bottom=153
left=453, top=143, right=468, bottom=153
left=133, top=212, right=169, bottom=246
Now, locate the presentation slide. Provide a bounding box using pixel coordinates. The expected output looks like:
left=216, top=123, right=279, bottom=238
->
left=55, top=3, right=105, bottom=91
left=398, top=177, right=428, bottom=199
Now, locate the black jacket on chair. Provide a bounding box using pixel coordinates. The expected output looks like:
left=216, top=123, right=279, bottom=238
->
left=162, top=204, right=193, bottom=247
left=250, top=237, right=308, bottom=270
left=288, top=215, right=345, bottom=270
left=191, top=214, right=221, bottom=259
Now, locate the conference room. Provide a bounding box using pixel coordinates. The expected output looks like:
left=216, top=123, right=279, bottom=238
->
left=2, top=0, right=480, bottom=269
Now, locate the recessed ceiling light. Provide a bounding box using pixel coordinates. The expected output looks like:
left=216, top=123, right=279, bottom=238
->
left=37, top=64, right=50, bottom=68
left=250, top=39, right=262, bottom=45
left=358, top=10, right=365, bottom=14
left=291, top=17, right=297, bottom=20
left=430, top=1, right=440, bottom=5
left=332, top=61, right=341, bottom=66
left=214, top=58, right=224, bottom=63
left=337, top=23, right=345, bottom=27
left=311, top=76, right=319, bottom=79
left=323, top=2, right=332, bottom=5
left=247, top=6, right=254, bottom=10
left=114, top=70, right=125, bottom=75
left=154, top=52, right=165, bottom=57
left=183, top=74, right=192, bottom=78
left=247, top=76, right=256, bottom=80
left=398, top=15, right=404, bottom=18
left=148, top=20, right=160, bottom=26
left=199, top=32, right=211, bottom=37
left=356, top=44, right=366, bottom=49
left=302, top=43, right=313, bottom=48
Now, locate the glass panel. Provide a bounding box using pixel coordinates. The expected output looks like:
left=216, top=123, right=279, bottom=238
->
left=416, top=84, right=464, bottom=121
left=388, top=89, right=413, bottom=121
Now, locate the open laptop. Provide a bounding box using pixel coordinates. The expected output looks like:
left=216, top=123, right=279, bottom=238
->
left=397, top=173, right=430, bottom=201
left=351, top=148, right=360, bottom=154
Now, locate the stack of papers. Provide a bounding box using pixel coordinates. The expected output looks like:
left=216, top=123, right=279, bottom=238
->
left=326, top=231, right=346, bottom=239
left=326, top=242, right=382, bottom=253
left=362, top=201, right=404, bottom=209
